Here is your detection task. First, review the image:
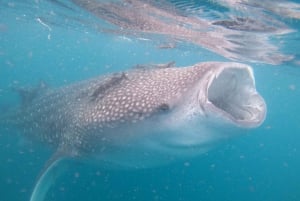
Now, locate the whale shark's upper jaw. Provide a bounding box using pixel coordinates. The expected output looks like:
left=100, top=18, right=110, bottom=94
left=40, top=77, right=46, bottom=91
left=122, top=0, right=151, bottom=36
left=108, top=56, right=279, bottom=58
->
left=202, top=63, right=266, bottom=128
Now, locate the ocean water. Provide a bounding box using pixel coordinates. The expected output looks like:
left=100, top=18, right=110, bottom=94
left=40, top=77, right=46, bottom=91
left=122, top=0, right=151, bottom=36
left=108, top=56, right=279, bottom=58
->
left=0, top=1, right=300, bottom=201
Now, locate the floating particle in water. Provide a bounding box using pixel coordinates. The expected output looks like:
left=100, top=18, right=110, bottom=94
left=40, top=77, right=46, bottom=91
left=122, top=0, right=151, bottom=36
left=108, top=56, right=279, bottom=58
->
left=20, top=188, right=28, bottom=193
left=265, top=125, right=272, bottom=129
left=183, top=161, right=190, bottom=167
left=74, top=172, right=80, bottom=178
left=289, top=84, right=296, bottom=91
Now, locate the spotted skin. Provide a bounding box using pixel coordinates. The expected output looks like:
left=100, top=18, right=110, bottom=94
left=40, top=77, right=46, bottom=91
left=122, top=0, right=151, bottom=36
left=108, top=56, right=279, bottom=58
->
left=15, top=63, right=211, bottom=156
left=4, top=62, right=267, bottom=201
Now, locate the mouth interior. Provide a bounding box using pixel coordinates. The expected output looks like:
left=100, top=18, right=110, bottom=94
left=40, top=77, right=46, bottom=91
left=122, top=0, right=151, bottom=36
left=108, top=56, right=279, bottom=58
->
left=207, top=67, right=266, bottom=127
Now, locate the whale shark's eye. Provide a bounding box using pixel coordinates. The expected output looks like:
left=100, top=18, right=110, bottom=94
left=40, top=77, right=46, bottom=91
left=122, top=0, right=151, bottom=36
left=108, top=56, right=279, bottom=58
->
left=156, top=103, right=170, bottom=113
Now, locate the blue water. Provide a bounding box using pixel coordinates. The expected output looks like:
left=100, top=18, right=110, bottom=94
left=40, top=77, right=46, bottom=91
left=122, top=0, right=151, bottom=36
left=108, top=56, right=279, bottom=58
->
left=1, top=1, right=300, bottom=201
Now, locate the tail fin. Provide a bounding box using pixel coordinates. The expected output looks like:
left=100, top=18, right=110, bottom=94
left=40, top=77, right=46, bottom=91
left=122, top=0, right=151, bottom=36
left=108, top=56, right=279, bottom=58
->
left=30, top=152, right=68, bottom=201
left=11, top=80, right=48, bottom=107
left=0, top=108, right=20, bottom=128
left=0, top=80, right=49, bottom=128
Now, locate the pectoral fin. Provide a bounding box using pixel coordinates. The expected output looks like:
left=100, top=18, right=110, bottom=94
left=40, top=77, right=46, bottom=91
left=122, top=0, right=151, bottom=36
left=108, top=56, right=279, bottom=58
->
left=30, top=151, right=68, bottom=201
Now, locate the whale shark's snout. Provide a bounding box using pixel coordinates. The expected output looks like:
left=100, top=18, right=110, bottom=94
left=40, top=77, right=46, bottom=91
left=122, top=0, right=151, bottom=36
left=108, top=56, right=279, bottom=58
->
left=199, top=63, right=266, bottom=128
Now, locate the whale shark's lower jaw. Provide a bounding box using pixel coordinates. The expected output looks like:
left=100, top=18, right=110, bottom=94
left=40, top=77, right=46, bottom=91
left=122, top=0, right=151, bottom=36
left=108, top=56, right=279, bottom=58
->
left=204, top=63, right=266, bottom=128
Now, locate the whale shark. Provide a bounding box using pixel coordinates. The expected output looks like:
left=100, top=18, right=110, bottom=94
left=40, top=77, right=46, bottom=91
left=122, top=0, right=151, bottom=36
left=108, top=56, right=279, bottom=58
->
left=1, top=62, right=266, bottom=201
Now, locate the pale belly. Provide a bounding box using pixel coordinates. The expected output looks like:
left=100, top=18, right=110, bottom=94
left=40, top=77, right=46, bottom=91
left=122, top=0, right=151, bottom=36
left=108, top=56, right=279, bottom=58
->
left=85, top=116, right=225, bottom=169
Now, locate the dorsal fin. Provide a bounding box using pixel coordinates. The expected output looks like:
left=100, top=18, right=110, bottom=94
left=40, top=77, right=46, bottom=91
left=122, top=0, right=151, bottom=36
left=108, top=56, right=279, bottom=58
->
left=12, top=80, right=48, bottom=107
left=133, top=61, right=176, bottom=70
left=30, top=150, right=68, bottom=201
left=90, top=72, right=127, bottom=101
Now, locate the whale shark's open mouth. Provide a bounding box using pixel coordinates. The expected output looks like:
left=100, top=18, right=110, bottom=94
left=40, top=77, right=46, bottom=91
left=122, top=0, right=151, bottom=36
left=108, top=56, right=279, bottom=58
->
left=205, top=64, right=266, bottom=127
